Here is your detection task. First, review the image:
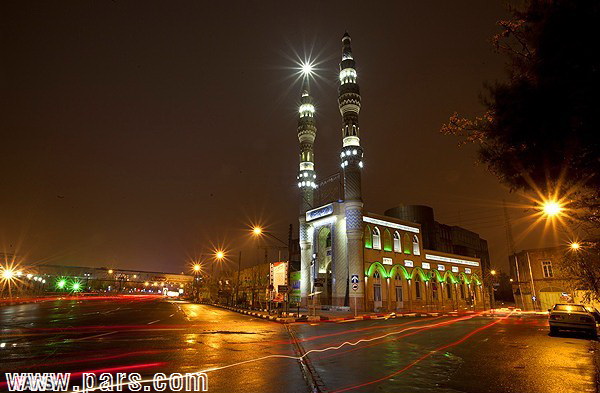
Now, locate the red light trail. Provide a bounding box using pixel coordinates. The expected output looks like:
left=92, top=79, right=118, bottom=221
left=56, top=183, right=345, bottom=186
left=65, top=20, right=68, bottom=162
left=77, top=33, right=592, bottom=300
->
left=329, top=313, right=512, bottom=393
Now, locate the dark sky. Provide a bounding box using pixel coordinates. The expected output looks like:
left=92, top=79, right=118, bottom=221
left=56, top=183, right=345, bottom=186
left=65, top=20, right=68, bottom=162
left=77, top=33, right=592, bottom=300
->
left=1, top=1, right=557, bottom=274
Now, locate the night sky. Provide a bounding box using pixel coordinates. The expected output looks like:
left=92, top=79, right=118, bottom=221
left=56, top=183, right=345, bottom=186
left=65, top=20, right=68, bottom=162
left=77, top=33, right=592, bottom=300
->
left=1, top=1, right=555, bottom=274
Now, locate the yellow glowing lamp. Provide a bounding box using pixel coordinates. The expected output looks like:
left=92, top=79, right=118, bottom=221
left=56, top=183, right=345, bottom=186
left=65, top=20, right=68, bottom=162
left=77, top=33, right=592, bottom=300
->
left=2, top=269, right=15, bottom=280
left=542, top=201, right=562, bottom=216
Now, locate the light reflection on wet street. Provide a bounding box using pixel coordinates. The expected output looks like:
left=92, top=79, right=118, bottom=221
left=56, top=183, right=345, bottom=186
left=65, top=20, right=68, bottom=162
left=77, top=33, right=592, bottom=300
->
left=1, top=298, right=598, bottom=393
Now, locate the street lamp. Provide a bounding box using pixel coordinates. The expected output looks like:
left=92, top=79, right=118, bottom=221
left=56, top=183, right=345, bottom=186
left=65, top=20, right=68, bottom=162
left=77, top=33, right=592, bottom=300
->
left=570, top=242, right=581, bottom=250
left=541, top=200, right=563, bottom=217
left=1, top=268, right=14, bottom=281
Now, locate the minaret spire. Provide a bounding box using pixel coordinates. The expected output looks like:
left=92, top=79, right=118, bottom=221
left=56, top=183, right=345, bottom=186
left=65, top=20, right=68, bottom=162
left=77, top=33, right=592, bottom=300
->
left=338, top=32, right=363, bottom=201
left=338, top=32, right=365, bottom=310
left=297, top=81, right=317, bottom=214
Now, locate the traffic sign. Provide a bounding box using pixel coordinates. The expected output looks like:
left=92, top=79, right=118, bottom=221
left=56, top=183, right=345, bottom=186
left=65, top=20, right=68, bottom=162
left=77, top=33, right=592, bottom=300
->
left=352, top=283, right=358, bottom=291
left=278, top=285, right=289, bottom=293
left=351, top=274, right=359, bottom=284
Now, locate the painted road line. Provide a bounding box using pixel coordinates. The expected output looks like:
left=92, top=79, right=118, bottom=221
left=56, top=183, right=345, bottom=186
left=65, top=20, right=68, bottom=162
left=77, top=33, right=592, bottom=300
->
left=68, top=331, right=117, bottom=342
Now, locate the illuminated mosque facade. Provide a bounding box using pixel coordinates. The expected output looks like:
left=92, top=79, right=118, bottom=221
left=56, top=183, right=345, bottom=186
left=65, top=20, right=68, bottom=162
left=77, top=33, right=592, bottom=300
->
left=297, top=33, right=486, bottom=312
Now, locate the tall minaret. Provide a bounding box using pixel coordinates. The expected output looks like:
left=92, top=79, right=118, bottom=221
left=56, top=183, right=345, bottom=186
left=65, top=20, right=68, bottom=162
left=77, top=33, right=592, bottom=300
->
left=297, top=87, right=317, bottom=212
left=297, top=85, right=317, bottom=306
left=339, top=31, right=363, bottom=199
left=338, top=32, right=365, bottom=310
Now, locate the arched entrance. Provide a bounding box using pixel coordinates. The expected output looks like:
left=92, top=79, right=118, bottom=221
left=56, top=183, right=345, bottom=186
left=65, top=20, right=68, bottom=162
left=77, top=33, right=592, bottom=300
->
left=372, top=271, right=382, bottom=310
left=316, top=226, right=332, bottom=305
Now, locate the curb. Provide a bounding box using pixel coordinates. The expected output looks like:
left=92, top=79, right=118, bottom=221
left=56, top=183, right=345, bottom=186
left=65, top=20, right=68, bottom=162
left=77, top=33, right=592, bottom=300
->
left=201, top=303, right=456, bottom=324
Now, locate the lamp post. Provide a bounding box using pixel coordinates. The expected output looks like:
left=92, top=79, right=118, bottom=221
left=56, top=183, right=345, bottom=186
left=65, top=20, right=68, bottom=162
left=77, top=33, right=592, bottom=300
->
left=197, top=251, right=225, bottom=303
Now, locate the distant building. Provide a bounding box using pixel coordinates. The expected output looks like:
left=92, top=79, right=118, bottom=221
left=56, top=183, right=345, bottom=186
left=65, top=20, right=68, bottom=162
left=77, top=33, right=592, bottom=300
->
left=384, top=205, right=491, bottom=272
left=25, top=264, right=193, bottom=293
left=508, top=246, right=593, bottom=311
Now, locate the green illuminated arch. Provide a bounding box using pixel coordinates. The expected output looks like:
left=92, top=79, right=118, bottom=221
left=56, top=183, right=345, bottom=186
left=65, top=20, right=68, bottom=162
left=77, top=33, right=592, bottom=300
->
left=431, top=269, right=444, bottom=283
left=364, top=225, right=372, bottom=249
left=390, top=265, right=410, bottom=280
left=411, top=267, right=429, bottom=281
left=458, top=272, right=471, bottom=285
left=383, top=229, right=393, bottom=251
left=365, top=262, right=388, bottom=278
left=403, top=233, right=411, bottom=254
left=443, top=271, right=459, bottom=284
left=471, top=273, right=482, bottom=285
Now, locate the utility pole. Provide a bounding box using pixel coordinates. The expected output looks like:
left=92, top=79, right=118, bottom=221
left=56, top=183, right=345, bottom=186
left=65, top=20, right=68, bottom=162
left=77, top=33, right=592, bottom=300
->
left=235, top=251, right=242, bottom=306
left=504, top=200, right=525, bottom=310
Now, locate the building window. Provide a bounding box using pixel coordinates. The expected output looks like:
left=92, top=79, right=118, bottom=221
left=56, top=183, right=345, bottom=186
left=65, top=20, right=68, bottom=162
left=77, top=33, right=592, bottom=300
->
left=372, top=227, right=381, bottom=250
left=542, top=260, right=553, bottom=278
left=393, top=231, right=401, bottom=252
left=460, top=283, right=465, bottom=299
left=383, top=229, right=392, bottom=251
left=326, top=232, right=332, bottom=248
left=364, top=225, right=372, bottom=249
left=412, top=235, right=421, bottom=255
left=446, top=283, right=452, bottom=299
left=432, top=282, right=438, bottom=299
left=403, top=233, right=411, bottom=254
left=395, top=286, right=403, bottom=302
left=374, top=284, right=382, bottom=302
left=414, top=277, right=421, bottom=299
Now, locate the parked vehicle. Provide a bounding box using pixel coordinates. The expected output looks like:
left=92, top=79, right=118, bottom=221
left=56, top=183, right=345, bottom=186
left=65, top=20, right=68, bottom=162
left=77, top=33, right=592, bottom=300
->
left=548, top=303, right=600, bottom=338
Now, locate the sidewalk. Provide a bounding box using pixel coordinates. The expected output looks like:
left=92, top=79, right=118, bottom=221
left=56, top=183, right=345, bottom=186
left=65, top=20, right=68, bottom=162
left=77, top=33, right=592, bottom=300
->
left=204, top=303, right=474, bottom=323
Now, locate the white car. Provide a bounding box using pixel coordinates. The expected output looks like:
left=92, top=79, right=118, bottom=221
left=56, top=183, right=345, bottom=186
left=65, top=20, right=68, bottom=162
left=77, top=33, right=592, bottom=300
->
left=548, top=303, right=600, bottom=338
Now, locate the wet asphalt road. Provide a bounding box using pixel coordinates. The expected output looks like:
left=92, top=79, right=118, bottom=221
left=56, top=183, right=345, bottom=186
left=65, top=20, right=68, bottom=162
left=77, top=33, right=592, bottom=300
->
left=1, top=297, right=598, bottom=393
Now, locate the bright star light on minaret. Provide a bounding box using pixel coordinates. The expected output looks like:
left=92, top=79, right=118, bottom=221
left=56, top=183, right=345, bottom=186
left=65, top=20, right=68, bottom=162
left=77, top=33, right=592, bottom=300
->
left=300, top=61, right=315, bottom=77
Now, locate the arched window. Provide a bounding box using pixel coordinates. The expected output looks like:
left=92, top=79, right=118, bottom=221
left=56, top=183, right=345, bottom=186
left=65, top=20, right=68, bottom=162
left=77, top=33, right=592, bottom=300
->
left=403, top=233, right=411, bottom=254
left=383, top=229, right=392, bottom=251
left=393, top=231, right=401, bottom=252
left=364, top=225, right=372, bottom=249
left=372, top=227, right=381, bottom=250
left=373, top=271, right=381, bottom=279
left=412, top=235, right=421, bottom=255
left=326, top=232, right=332, bottom=248
left=395, top=274, right=402, bottom=281
left=414, top=275, right=421, bottom=299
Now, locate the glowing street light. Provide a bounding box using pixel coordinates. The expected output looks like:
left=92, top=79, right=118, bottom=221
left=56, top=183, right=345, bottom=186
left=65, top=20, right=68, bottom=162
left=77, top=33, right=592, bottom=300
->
left=570, top=242, right=581, bottom=250
left=108, top=269, right=114, bottom=274
left=252, top=226, right=263, bottom=236
left=541, top=200, right=563, bottom=217
left=215, top=250, right=225, bottom=260
left=193, top=264, right=201, bottom=272
left=490, top=270, right=497, bottom=276
left=1, top=268, right=14, bottom=281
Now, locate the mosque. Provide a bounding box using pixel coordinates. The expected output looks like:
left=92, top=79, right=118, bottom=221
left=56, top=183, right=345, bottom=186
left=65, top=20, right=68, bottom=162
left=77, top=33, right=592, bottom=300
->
left=297, top=33, right=486, bottom=312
